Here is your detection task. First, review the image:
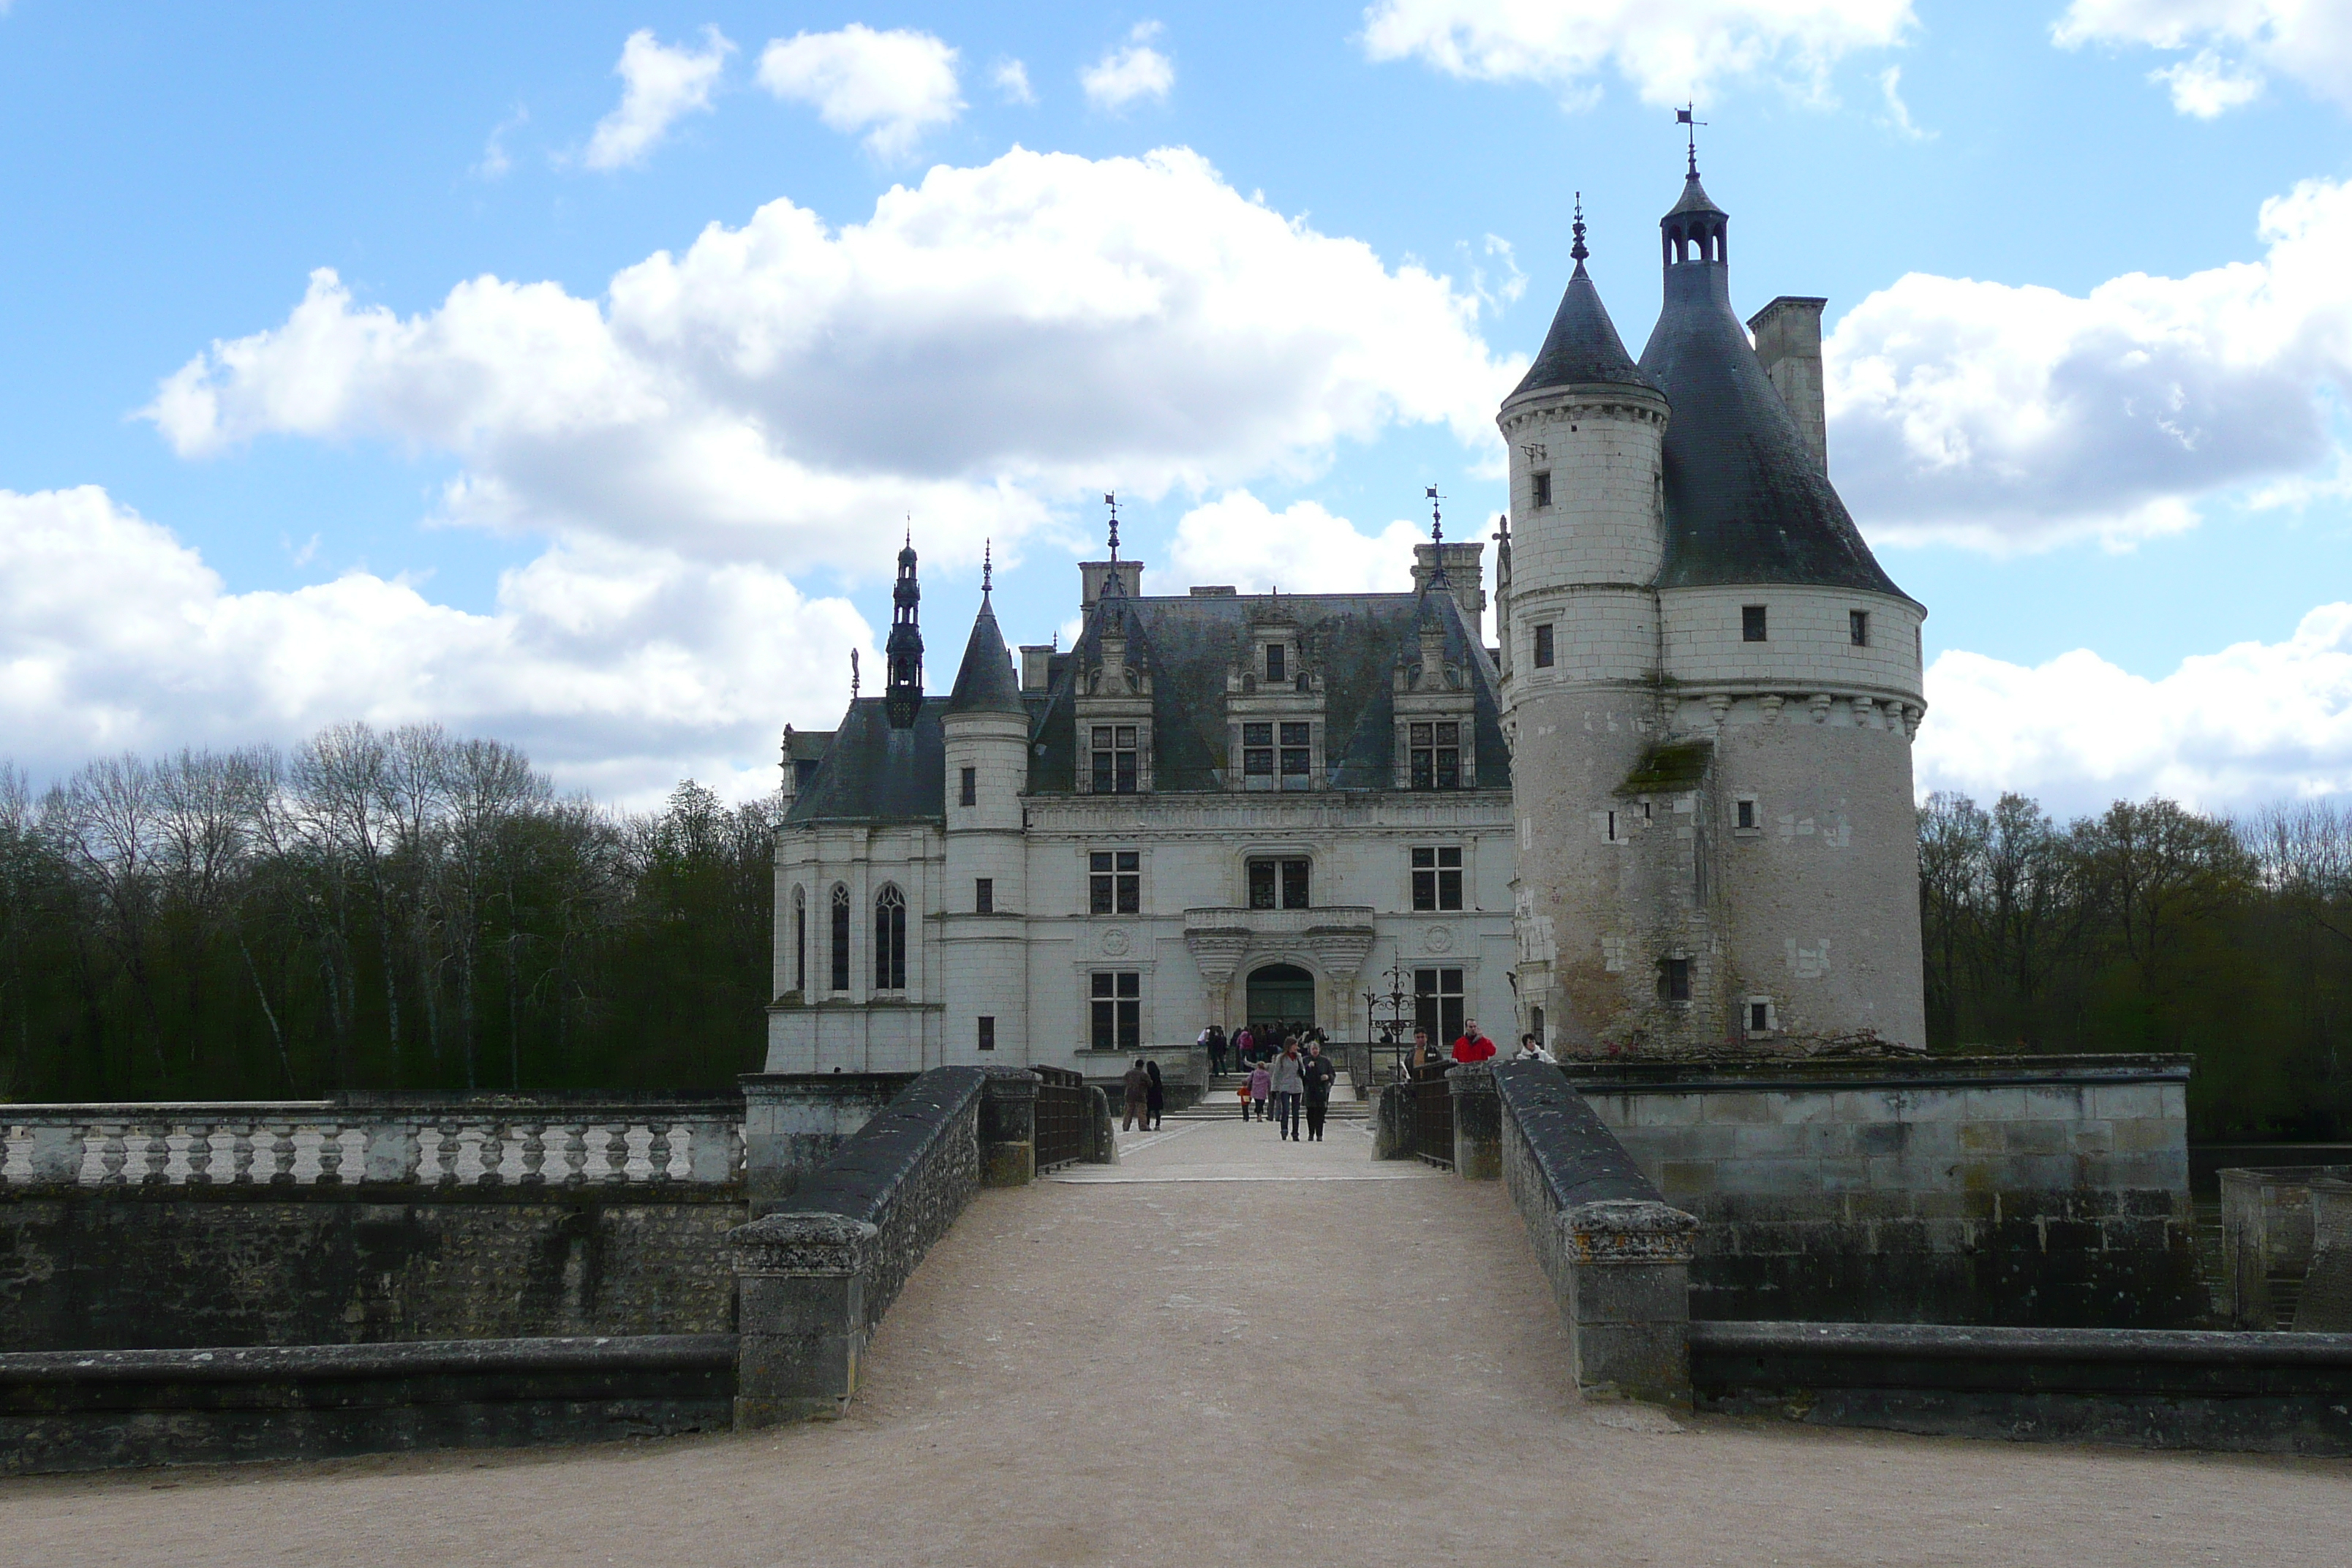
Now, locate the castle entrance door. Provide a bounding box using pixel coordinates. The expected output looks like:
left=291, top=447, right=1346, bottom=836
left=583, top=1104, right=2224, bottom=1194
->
left=1245, top=963, right=1316, bottom=1036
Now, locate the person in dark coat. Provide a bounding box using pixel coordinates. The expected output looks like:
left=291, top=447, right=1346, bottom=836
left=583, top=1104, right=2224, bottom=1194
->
left=1300, top=1040, right=1338, bottom=1142
left=1202, top=1025, right=1228, bottom=1079
left=1145, top=1059, right=1166, bottom=1131
left=1121, top=1059, right=1151, bottom=1131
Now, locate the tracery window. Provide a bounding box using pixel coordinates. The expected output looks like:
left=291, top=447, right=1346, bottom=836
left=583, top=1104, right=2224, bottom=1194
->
left=793, top=886, right=807, bottom=992
left=873, top=885, right=907, bottom=991
left=829, top=884, right=851, bottom=992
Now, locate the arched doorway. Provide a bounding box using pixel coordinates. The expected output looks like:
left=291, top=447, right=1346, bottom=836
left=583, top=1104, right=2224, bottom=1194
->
left=1245, top=963, right=1316, bottom=1036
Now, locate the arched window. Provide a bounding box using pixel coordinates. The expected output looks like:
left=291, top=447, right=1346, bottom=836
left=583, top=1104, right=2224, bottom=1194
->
left=829, top=884, right=851, bottom=992
left=793, top=886, right=807, bottom=993
left=873, top=885, right=907, bottom=991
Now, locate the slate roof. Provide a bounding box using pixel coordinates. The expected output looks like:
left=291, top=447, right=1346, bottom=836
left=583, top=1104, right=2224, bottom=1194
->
left=782, top=696, right=947, bottom=824
left=1507, top=263, right=1660, bottom=404
left=946, top=596, right=1026, bottom=716
left=1636, top=182, right=1915, bottom=603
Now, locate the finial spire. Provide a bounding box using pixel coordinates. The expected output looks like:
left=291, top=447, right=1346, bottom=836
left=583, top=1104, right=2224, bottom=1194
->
left=981, top=539, right=993, bottom=595
left=1101, top=491, right=1126, bottom=600
left=1677, top=105, right=1705, bottom=177
left=1570, top=192, right=1588, bottom=266
left=1424, top=486, right=1450, bottom=588
left=851, top=647, right=860, bottom=699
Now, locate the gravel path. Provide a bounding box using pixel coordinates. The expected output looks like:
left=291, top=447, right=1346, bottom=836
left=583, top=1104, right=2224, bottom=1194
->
left=1, top=1117, right=2342, bottom=1566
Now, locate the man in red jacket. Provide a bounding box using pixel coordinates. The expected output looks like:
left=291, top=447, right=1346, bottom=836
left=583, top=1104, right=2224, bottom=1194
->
left=1451, top=1021, right=1496, bottom=1063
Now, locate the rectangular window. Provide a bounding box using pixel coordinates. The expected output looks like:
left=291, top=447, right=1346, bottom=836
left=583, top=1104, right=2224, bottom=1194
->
left=1410, top=846, right=1463, bottom=911
left=1089, top=850, right=1140, bottom=915
left=1248, top=859, right=1311, bottom=910
left=1090, top=725, right=1139, bottom=794
left=1606, top=809, right=1618, bottom=843
left=1090, top=971, right=1141, bottom=1051
left=1531, top=470, right=1552, bottom=509
left=1410, top=721, right=1462, bottom=791
left=1413, top=967, right=1466, bottom=1046
left=1242, top=721, right=1273, bottom=781
left=959, top=766, right=976, bottom=807
left=1279, top=721, right=1311, bottom=786
left=978, top=1015, right=996, bottom=1052
left=1248, top=859, right=1277, bottom=910
left=1746, top=1000, right=1771, bottom=1035
left=794, top=896, right=806, bottom=992
left=1281, top=859, right=1310, bottom=910
left=975, top=877, right=994, bottom=914
left=1735, top=799, right=1756, bottom=830
left=1850, top=609, right=1871, bottom=647
left=1265, top=644, right=1286, bottom=683
left=1742, top=605, right=1768, bottom=642
left=1533, top=623, right=1554, bottom=668
left=1662, top=957, right=1692, bottom=1004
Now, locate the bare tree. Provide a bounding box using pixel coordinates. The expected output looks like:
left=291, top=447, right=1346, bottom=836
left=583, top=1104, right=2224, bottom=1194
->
left=45, top=755, right=171, bottom=1079
left=292, top=723, right=407, bottom=1081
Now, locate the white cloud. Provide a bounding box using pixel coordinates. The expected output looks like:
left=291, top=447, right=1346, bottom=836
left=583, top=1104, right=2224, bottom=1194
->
left=0, top=486, right=870, bottom=803
left=758, top=24, right=962, bottom=159
left=1360, top=0, right=1914, bottom=107
left=475, top=107, right=528, bottom=181
left=1168, top=491, right=1428, bottom=594
left=1826, top=176, right=2352, bottom=551
left=1919, top=604, right=2352, bottom=816
left=585, top=27, right=733, bottom=171
left=1877, top=64, right=1931, bottom=137
left=2055, top=0, right=2352, bottom=114
left=1082, top=23, right=1175, bottom=110
left=146, top=146, right=1513, bottom=578
left=993, top=58, right=1037, bottom=105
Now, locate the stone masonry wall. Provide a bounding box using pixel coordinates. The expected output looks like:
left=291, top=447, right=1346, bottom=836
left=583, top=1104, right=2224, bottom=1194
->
left=1566, top=1056, right=2207, bottom=1327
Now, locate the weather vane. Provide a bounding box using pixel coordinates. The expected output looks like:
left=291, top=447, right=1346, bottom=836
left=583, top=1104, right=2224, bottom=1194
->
left=1677, top=104, right=1706, bottom=176
left=1426, top=485, right=1444, bottom=550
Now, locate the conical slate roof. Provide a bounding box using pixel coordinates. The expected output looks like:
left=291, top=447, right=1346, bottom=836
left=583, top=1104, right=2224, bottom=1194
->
left=1637, top=183, right=1912, bottom=602
left=1666, top=172, right=1727, bottom=222
left=1508, top=263, right=1660, bottom=403
left=946, top=595, right=1028, bottom=716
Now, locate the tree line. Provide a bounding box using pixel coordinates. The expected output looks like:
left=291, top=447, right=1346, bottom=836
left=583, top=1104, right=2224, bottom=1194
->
left=0, top=724, right=777, bottom=1102
left=1921, top=793, right=2352, bottom=1139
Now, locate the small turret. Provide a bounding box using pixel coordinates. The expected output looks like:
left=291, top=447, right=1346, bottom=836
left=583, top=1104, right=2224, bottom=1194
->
left=883, top=532, right=925, bottom=728
left=946, top=546, right=1027, bottom=718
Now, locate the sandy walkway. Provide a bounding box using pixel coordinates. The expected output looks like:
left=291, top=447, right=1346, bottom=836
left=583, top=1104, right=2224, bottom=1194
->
left=1, top=1117, right=2341, bottom=1566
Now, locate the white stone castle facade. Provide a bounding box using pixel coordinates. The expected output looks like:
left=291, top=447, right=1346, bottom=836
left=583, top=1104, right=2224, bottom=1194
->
left=766, top=162, right=1928, bottom=1075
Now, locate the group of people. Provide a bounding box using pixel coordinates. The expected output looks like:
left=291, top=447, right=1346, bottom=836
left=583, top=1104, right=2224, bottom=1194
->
left=1213, top=1028, right=1340, bottom=1142
left=1398, top=1022, right=1556, bottom=1071
left=1117, top=1058, right=1169, bottom=1131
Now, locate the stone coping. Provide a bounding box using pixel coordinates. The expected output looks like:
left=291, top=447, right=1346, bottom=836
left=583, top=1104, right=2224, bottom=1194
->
left=1690, top=1320, right=2352, bottom=1366
left=0, top=1095, right=743, bottom=1116
left=1560, top=1053, right=2192, bottom=1094
left=0, top=1333, right=739, bottom=1383
left=759, top=1067, right=987, bottom=1226
left=1492, top=1060, right=1676, bottom=1210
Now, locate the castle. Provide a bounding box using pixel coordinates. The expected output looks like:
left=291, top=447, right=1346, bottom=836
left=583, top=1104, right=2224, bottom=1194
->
left=766, top=157, right=1928, bottom=1074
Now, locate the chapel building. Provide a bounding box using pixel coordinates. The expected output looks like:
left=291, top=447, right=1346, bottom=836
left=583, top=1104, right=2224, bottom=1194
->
left=766, top=157, right=1929, bottom=1073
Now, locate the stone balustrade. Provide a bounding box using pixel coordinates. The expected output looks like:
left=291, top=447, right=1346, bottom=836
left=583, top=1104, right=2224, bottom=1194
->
left=0, top=1100, right=744, bottom=1190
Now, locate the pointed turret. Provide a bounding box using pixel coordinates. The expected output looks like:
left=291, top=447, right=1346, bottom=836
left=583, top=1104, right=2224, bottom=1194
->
left=947, top=547, right=1028, bottom=717
left=883, top=532, right=926, bottom=728
left=1508, top=197, right=1658, bottom=404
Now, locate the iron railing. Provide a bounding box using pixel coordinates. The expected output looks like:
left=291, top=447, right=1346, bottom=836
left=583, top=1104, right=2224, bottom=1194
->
left=1411, top=1066, right=1455, bottom=1167
left=1033, top=1066, right=1088, bottom=1172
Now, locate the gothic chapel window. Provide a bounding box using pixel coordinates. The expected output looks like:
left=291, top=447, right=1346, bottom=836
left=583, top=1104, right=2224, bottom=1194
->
left=794, top=886, right=807, bottom=992
left=829, top=884, right=851, bottom=992
left=873, top=885, right=907, bottom=991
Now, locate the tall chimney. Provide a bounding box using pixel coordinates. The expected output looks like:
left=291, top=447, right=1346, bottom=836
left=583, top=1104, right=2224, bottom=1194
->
left=1747, top=296, right=1828, bottom=473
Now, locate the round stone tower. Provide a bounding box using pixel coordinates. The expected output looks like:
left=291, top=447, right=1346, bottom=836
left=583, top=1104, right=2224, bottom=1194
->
left=1503, top=167, right=1929, bottom=1055
left=941, top=549, right=1033, bottom=1062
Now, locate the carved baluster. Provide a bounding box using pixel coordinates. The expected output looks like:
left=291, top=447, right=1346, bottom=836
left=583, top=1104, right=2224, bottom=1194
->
left=519, top=1124, right=547, bottom=1185
left=99, top=1125, right=129, bottom=1186
left=646, top=1122, right=672, bottom=1183
left=316, top=1124, right=344, bottom=1183
left=230, top=1123, right=257, bottom=1185
left=562, top=1124, right=589, bottom=1186
left=140, top=1124, right=172, bottom=1185
left=605, top=1124, right=633, bottom=1183
left=268, top=1123, right=297, bottom=1183
left=434, top=1123, right=462, bottom=1185
left=185, top=1123, right=214, bottom=1185
left=479, top=1123, right=506, bottom=1186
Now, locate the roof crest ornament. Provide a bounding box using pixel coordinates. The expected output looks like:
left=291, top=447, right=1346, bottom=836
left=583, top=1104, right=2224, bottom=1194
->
left=981, top=539, right=993, bottom=597
left=1570, top=192, right=1588, bottom=268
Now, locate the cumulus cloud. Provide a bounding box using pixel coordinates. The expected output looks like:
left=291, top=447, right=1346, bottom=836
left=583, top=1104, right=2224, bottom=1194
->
left=145, top=146, right=1513, bottom=577
left=1360, top=0, right=1914, bottom=106
left=757, top=24, right=962, bottom=159
left=1826, top=176, right=2352, bottom=551
left=993, top=58, right=1037, bottom=105
left=584, top=27, right=733, bottom=171
left=2054, top=0, right=2352, bottom=114
left=1167, top=491, right=1428, bottom=594
left=0, top=486, right=870, bottom=803
left=1082, top=23, right=1175, bottom=110
left=1918, top=604, right=2352, bottom=816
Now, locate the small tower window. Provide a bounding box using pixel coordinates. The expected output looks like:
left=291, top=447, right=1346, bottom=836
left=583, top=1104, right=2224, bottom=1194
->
left=1850, top=610, right=1871, bottom=647
left=1265, top=644, right=1286, bottom=683
left=1735, top=797, right=1757, bottom=831
left=1533, top=623, right=1555, bottom=668
left=1742, top=605, right=1768, bottom=642
left=1662, top=957, right=1692, bottom=1004
left=1746, top=998, right=1776, bottom=1035
left=978, top=1016, right=996, bottom=1052
left=959, top=765, right=976, bottom=807
left=975, top=877, right=994, bottom=914
left=1531, top=471, right=1552, bottom=509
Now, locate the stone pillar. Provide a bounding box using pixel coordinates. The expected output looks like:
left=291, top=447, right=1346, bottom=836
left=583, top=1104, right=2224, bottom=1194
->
left=2298, top=1177, right=2352, bottom=1332
left=731, top=1213, right=876, bottom=1427
left=1084, top=1085, right=1120, bottom=1164
left=1559, top=1198, right=1697, bottom=1406
left=1373, top=1082, right=1415, bottom=1160
left=977, top=1069, right=1038, bottom=1188
left=1448, top=1063, right=1501, bottom=1179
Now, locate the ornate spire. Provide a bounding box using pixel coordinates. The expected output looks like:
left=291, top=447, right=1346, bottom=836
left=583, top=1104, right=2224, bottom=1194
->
left=1425, top=486, right=1449, bottom=587
left=981, top=539, right=993, bottom=597
left=883, top=533, right=924, bottom=728
left=1570, top=192, right=1588, bottom=268
left=1100, top=491, right=1126, bottom=607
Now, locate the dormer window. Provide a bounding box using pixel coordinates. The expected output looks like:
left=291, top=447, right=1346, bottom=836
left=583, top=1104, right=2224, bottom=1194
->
left=1243, top=723, right=1273, bottom=781
left=1090, top=725, right=1138, bottom=794
left=1411, top=721, right=1460, bottom=790
left=1265, top=644, right=1286, bottom=682
left=1280, top=722, right=1311, bottom=786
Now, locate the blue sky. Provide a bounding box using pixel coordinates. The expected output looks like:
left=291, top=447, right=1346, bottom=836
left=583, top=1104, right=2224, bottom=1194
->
left=2, top=0, right=2348, bottom=812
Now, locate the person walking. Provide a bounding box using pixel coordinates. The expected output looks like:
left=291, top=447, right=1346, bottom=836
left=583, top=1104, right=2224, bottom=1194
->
left=1300, top=1039, right=1338, bottom=1142
left=1203, top=1024, right=1228, bottom=1079
left=1270, top=1039, right=1305, bottom=1142
left=1121, top=1058, right=1151, bottom=1132
left=1144, top=1059, right=1166, bottom=1131
left=1245, top=1059, right=1272, bottom=1122
left=1232, top=1024, right=1254, bottom=1071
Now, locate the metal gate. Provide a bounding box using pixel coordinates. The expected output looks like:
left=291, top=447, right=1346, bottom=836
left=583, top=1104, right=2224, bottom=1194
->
left=1411, top=1066, right=1455, bottom=1167
left=1033, top=1065, right=1087, bottom=1172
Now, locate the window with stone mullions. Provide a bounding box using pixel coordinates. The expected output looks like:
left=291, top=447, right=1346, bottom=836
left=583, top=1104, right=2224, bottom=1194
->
left=1091, top=971, right=1140, bottom=1050
left=1248, top=858, right=1310, bottom=911
left=1411, top=846, right=1463, bottom=911
left=1414, top=967, right=1464, bottom=1044
left=1090, top=851, right=1139, bottom=915
left=1091, top=725, right=1138, bottom=794
left=1411, top=721, right=1460, bottom=790
left=1243, top=722, right=1274, bottom=780
left=1279, top=721, right=1311, bottom=784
